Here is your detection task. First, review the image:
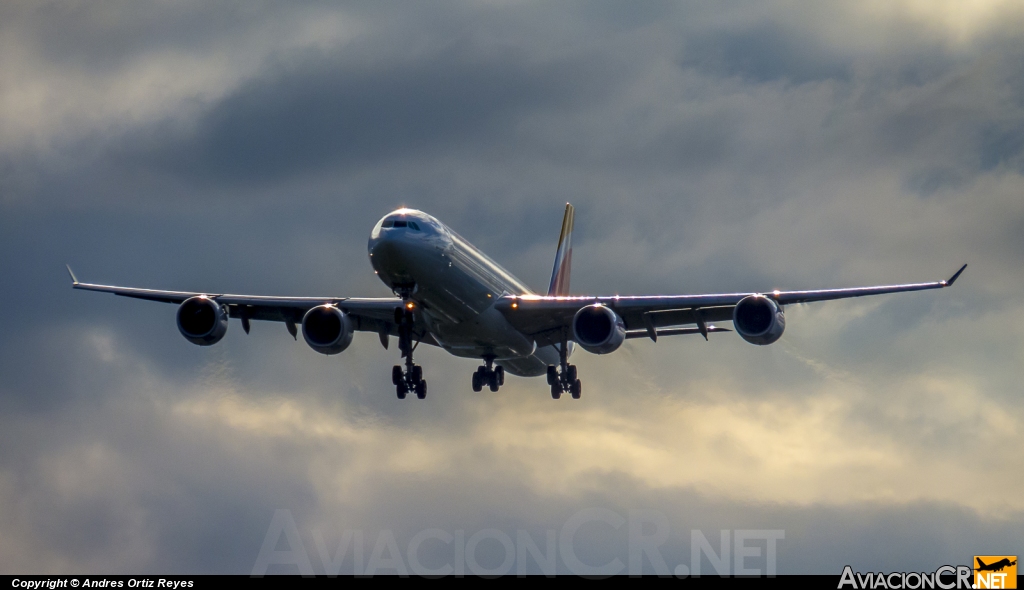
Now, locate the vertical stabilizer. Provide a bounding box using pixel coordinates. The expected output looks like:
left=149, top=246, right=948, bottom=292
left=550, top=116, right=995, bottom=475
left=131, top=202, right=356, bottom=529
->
left=547, top=203, right=574, bottom=296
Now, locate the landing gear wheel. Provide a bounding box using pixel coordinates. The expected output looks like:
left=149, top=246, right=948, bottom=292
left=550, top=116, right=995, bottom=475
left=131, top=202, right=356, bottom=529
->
left=393, top=298, right=428, bottom=400
left=550, top=332, right=579, bottom=399
left=475, top=357, right=503, bottom=392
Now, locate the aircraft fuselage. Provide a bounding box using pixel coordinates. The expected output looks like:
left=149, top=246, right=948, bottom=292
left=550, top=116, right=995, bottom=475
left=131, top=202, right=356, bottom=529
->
left=368, top=208, right=561, bottom=377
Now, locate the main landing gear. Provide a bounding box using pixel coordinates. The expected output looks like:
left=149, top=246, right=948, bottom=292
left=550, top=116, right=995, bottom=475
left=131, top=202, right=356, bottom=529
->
left=393, top=304, right=426, bottom=399
left=547, top=335, right=581, bottom=400
left=471, top=356, right=505, bottom=392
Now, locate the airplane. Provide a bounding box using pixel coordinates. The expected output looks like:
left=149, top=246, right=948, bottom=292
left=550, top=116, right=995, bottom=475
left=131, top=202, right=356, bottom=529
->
left=976, top=558, right=1016, bottom=572
left=68, top=204, right=967, bottom=400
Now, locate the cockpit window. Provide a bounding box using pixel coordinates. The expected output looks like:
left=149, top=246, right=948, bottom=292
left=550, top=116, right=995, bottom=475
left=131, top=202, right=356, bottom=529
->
left=380, top=219, right=421, bottom=230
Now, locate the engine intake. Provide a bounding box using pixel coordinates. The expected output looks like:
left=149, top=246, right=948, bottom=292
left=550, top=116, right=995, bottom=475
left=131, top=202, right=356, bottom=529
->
left=572, top=304, right=626, bottom=354
left=177, top=296, right=228, bottom=346
left=302, top=305, right=354, bottom=355
left=733, top=295, right=785, bottom=345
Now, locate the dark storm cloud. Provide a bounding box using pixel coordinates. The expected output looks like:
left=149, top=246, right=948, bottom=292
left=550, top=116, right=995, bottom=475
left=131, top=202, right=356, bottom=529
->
left=682, top=21, right=855, bottom=84
left=117, top=44, right=617, bottom=185
left=0, top=329, right=320, bottom=573
left=11, top=1, right=256, bottom=72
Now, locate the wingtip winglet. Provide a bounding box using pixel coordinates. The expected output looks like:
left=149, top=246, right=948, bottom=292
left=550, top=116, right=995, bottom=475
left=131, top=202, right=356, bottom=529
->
left=66, top=264, right=79, bottom=285
left=943, top=264, right=967, bottom=286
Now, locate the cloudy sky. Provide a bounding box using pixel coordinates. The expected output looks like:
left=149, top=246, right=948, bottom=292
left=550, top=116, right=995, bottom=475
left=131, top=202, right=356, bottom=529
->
left=1, top=0, right=1022, bottom=575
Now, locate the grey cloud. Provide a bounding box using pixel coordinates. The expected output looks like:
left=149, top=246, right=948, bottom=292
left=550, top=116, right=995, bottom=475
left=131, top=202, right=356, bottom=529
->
left=682, top=22, right=855, bottom=84
left=115, top=43, right=618, bottom=186
left=9, top=1, right=254, bottom=72
left=3, top=321, right=1019, bottom=574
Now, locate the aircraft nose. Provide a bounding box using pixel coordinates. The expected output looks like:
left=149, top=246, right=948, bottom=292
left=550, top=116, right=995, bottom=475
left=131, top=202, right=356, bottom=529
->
left=369, top=230, right=421, bottom=270
left=369, top=234, right=401, bottom=265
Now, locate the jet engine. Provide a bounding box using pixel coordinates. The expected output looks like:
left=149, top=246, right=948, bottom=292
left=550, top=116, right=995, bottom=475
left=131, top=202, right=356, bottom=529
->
left=572, top=304, right=626, bottom=354
left=177, top=296, right=228, bottom=346
left=302, top=305, right=354, bottom=355
left=732, top=295, right=785, bottom=345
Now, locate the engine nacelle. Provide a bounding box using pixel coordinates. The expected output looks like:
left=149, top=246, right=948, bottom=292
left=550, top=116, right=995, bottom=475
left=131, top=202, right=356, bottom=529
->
left=733, top=295, right=786, bottom=345
left=302, top=305, right=354, bottom=355
left=572, top=304, right=626, bottom=354
left=177, top=296, right=228, bottom=346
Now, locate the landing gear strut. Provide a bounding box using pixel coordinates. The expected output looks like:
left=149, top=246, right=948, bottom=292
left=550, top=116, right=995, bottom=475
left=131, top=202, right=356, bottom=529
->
left=393, top=303, right=426, bottom=399
left=547, top=332, right=581, bottom=400
left=471, top=355, right=505, bottom=392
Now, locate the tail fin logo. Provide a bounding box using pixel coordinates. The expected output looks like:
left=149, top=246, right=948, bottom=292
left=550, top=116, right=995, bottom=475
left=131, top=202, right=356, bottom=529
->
left=547, top=203, right=574, bottom=296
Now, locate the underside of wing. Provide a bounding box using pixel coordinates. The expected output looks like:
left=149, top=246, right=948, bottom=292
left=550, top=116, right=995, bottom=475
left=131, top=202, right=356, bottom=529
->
left=496, top=265, right=966, bottom=347
left=69, top=275, right=439, bottom=347
left=624, top=325, right=732, bottom=340
left=496, top=297, right=737, bottom=346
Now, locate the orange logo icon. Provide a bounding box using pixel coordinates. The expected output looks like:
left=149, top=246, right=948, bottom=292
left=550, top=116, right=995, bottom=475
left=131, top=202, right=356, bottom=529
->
left=974, top=556, right=1017, bottom=589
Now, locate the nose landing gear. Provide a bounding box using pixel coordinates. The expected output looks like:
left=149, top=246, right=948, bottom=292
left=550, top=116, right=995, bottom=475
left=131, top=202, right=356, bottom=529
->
left=393, top=303, right=426, bottom=399
left=471, top=355, right=504, bottom=392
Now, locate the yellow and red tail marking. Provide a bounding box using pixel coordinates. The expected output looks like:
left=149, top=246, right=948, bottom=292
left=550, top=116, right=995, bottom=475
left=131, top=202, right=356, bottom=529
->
left=547, top=203, right=574, bottom=296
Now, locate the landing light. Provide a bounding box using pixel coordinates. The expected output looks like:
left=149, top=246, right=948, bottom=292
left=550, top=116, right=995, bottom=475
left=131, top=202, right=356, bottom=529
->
left=511, top=302, right=518, bottom=309
left=773, top=290, right=780, bottom=296
left=406, top=302, right=415, bottom=310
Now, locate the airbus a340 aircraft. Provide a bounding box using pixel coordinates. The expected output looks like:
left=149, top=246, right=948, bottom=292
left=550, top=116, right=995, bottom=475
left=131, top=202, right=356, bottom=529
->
left=69, top=204, right=965, bottom=400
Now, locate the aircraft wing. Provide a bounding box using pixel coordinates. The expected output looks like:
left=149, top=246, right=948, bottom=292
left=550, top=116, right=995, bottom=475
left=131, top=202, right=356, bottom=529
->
left=496, top=265, right=966, bottom=346
left=67, top=267, right=437, bottom=346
